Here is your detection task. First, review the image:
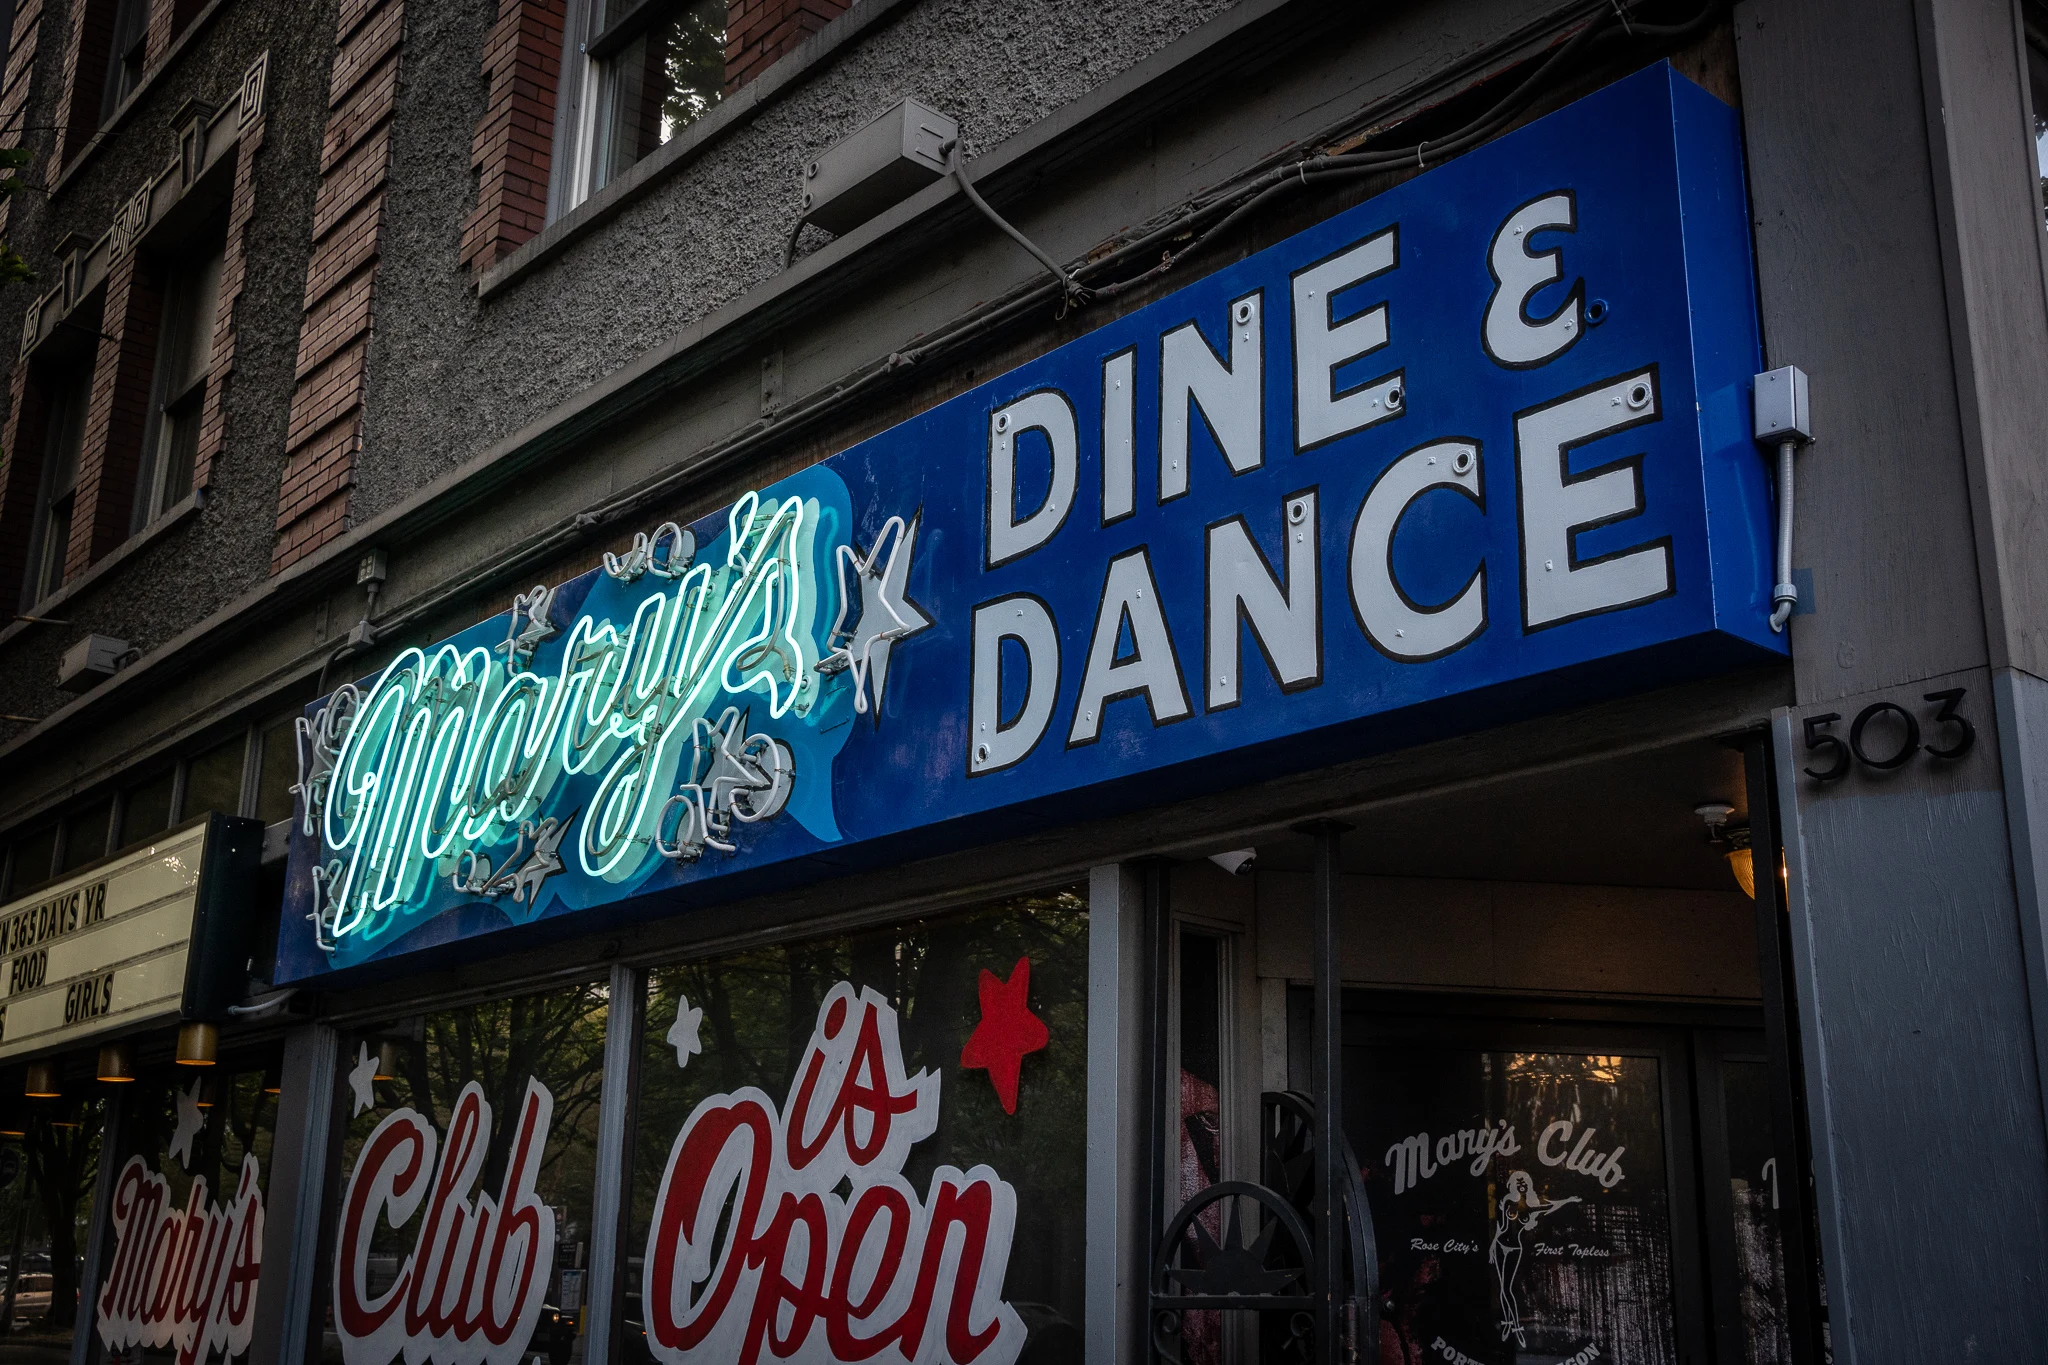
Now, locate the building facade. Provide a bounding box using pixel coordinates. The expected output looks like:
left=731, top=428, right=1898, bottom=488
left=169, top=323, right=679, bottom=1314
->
left=0, top=0, right=2041, bottom=1361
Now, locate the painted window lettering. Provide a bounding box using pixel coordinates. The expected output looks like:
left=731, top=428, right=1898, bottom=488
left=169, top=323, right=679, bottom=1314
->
left=1484, top=191, right=1584, bottom=368
left=96, top=1153, right=264, bottom=1365
left=333, top=1079, right=556, bottom=1365
left=641, top=982, right=1026, bottom=1365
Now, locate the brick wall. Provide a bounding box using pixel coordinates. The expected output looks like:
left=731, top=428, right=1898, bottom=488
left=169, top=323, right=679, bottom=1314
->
left=458, top=0, right=565, bottom=273
left=144, top=0, right=209, bottom=68
left=724, top=0, right=847, bottom=94
left=63, top=252, right=162, bottom=578
left=274, top=0, right=405, bottom=571
left=193, top=106, right=264, bottom=493
left=0, top=0, right=49, bottom=241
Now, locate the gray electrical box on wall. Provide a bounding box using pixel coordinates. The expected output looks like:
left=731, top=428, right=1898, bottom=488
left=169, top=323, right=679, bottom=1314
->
left=801, top=97, right=958, bottom=237
left=57, top=633, right=131, bottom=691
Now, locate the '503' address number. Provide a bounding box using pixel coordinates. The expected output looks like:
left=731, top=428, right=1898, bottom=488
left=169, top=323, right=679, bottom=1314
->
left=1802, top=688, right=1974, bottom=782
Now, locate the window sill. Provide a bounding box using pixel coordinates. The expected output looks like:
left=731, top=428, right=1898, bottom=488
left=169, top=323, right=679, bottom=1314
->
left=478, top=0, right=916, bottom=301
left=45, top=0, right=232, bottom=199
left=0, top=490, right=203, bottom=651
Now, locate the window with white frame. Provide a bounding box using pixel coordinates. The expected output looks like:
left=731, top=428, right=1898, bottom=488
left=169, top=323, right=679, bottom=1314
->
left=22, top=370, right=87, bottom=608
left=133, top=234, right=224, bottom=530
left=100, top=0, right=148, bottom=120
left=559, top=0, right=727, bottom=210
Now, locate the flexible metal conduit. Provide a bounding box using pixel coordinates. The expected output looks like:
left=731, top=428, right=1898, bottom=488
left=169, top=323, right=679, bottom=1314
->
left=1769, top=438, right=1798, bottom=633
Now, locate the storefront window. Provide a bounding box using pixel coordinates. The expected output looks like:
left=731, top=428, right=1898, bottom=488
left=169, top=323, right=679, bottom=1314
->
left=1359, top=1040, right=1678, bottom=1364
left=1721, top=1059, right=1790, bottom=1364
left=59, top=801, right=111, bottom=875
left=90, top=1055, right=279, bottom=1364
left=7, top=1096, right=105, bottom=1351
left=118, top=771, right=176, bottom=849
left=620, top=887, right=1088, bottom=1364
left=326, top=984, right=609, bottom=1365
left=181, top=739, right=244, bottom=822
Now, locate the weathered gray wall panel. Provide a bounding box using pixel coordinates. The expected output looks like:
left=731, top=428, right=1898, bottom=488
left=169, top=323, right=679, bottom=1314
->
left=1775, top=679, right=2048, bottom=1357
left=1735, top=0, right=1989, bottom=705
left=1916, top=0, right=2048, bottom=681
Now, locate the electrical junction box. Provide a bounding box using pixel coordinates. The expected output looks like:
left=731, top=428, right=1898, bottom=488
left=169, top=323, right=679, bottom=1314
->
left=802, top=97, right=958, bottom=237
left=57, top=633, right=131, bottom=692
left=1753, top=365, right=1812, bottom=444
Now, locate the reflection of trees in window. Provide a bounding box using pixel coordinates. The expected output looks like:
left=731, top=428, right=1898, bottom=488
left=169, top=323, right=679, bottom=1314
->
left=394, top=989, right=608, bottom=1196
left=119, top=1064, right=278, bottom=1213
left=627, top=888, right=1091, bottom=1347
left=657, top=3, right=725, bottom=134
left=25, top=1097, right=101, bottom=1331
left=602, top=0, right=726, bottom=188
left=341, top=983, right=609, bottom=1298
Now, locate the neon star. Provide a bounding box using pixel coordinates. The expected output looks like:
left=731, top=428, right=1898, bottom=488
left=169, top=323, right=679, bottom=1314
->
left=818, top=515, right=932, bottom=715
left=959, top=955, right=1050, bottom=1116
left=170, top=1078, right=207, bottom=1169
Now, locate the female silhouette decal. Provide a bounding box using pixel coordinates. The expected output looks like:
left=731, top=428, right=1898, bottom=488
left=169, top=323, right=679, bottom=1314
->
left=1488, top=1169, right=1581, bottom=1345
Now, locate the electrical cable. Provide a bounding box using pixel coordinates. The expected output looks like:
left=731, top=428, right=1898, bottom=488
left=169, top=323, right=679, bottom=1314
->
left=943, top=140, right=1093, bottom=314
left=1768, top=438, right=1798, bottom=632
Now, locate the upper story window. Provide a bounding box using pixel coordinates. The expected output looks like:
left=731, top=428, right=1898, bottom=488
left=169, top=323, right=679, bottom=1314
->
left=561, top=0, right=727, bottom=208
left=133, top=235, right=224, bottom=530
left=101, top=0, right=148, bottom=120
left=23, top=371, right=87, bottom=608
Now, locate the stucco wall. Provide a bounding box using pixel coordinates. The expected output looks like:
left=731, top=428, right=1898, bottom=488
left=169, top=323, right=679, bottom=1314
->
left=351, top=0, right=1239, bottom=519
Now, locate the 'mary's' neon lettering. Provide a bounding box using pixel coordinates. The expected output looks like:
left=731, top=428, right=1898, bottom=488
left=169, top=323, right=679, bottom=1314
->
left=317, top=492, right=821, bottom=946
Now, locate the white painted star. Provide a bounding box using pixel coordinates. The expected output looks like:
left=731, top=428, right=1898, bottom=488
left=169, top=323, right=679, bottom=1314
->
left=170, top=1078, right=206, bottom=1169
left=347, top=1041, right=378, bottom=1117
left=666, top=995, right=705, bottom=1070
left=819, top=515, right=932, bottom=715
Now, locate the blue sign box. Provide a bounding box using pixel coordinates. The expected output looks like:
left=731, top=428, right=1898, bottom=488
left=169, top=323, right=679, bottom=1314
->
left=279, top=65, right=1776, bottom=982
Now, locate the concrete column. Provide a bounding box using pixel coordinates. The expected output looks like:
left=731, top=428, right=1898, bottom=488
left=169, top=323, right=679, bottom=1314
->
left=247, top=1023, right=338, bottom=1365
left=1739, top=0, right=2048, bottom=1354
left=1087, top=863, right=1148, bottom=1365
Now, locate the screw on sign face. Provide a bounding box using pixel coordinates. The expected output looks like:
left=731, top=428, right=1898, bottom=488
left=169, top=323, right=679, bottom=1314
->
left=642, top=981, right=1029, bottom=1365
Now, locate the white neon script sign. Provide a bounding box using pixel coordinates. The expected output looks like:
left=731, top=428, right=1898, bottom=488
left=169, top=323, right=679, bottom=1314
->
left=316, top=492, right=824, bottom=947
left=96, top=1154, right=264, bottom=1365
left=333, top=1078, right=557, bottom=1365
left=642, top=982, right=1026, bottom=1365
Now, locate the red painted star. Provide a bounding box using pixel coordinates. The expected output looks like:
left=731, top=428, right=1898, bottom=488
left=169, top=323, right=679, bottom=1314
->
left=959, top=956, right=1050, bottom=1115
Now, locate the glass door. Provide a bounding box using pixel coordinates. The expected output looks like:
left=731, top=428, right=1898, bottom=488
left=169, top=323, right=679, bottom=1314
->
left=1345, top=1010, right=1707, bottom=1364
